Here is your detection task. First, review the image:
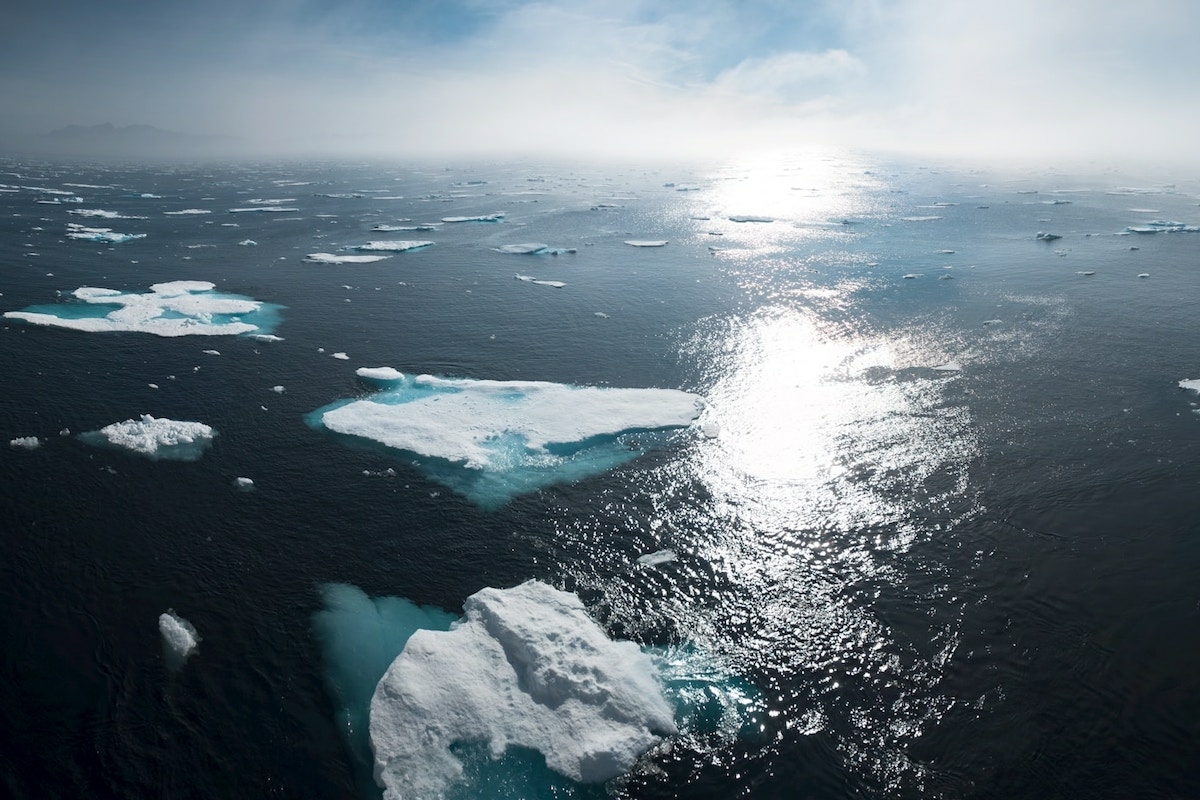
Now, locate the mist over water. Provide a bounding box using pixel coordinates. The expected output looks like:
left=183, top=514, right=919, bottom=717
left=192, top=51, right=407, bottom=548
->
left=1, top=151, right=1199, bottom=798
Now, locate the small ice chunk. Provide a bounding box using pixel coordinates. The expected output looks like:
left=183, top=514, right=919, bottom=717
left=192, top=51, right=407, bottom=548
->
left=356, top=367, right=405, bottom=382
left=332, top=352, right=350, bottom=360
left=9, top=436, right=40, bottom=450
left=270, top=385, right=285, bottom=393
left=637, top=549, right=678, bottom=566
left=932, top=361, right=962, bottom=372
left=238, top=239, right=257, bottom=246
left=369, top=581, right=676, bottom=797
left=1179, top=379, right=1200, bottom=394
left=228, top=206, right=299, bottom=213
left=902, top=273, right=922, bottom=279
left=624, top=240, right=668, bottom=247
left=81, top=415, right=215, bottom=460
left=233, top=476, right=255, bottom=491
left=163, top=209, right=211, bottom=215
left=441, top=213, right=504, bottom=223
left=250, top=334, right=284, bottom=342
left=65, top=222, right=146, bottom=244
left=514, top=274, right=566, bottom=288
left=495, top=243, right=577, bottom=255
left=728, top=215, right=774, bottom=223
left=305, top=253, right=392, bottom=264
left=900, top=216, right=941, bottom=222
left=1137, top=273, right=1150, bottom=278
left=701, top=421, right=721, bottom=438
left=1035, top=232, right=1062, bottom=241
left=159, top=610, right=199, bottom=666
left=202, top=349, right=220, bottom=356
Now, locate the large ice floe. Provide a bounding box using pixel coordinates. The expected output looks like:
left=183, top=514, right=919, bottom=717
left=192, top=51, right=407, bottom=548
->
left=352, top=241, right=434, bottom=252
left=316, top=580, right=761, bottom=799
left=308, top=369, right=703, bottom=507
left=79, top=415, right=215, bottom=460
left=3, top=280, right=282, bottom=337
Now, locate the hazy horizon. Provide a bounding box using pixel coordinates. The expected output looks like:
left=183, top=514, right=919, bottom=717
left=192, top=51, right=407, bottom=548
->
left=5, top=1, right=1199, bottom=168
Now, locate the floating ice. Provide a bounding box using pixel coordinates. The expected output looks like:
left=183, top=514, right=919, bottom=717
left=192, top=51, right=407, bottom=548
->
left=159, top=610, right=199, bottom=667
left=68, top=209, right=147, bottom=220
left=1034, top=231, right=1062, bottom=241
left=4, top=281, right=282, bottom=337
left=250, top=333, right=284, bottom=342
left=163, top=209, right=211, bottom=215
left=238, top=239, right=257, bottom=246
left=356, top=366, right=405, bottom=381
left=442, top=213, right=504, bottom=223
left=494, top=243, right=576, bottom=255
left=332, top=352, right=350, bottom=360
left=932, top=361, right=962, bottom=372
left=370, top=580, right=676, bottom=798
left=310, top=372, right=703, bottom=506
left=372, top=224, right=439, bottom=232
left=900, top=216, right=941, bottom=222
left=728, top=215, right=774, bottom=223
left=637, top=549, right=678, bottom=566
left=270, top=385, right=286, bottom=393
left=305, top=253, right=391, bottom=264
left=9, top=436, right=40, bottom=450
left=1138, top=273, right=1150, bottom=278
left=65, top=223, right=146, bottom=244
left=1125, top=220, right=1199, bottom=234
left=233, top=477, right=255, bottom=491
left=352, top=241, right=434, bottom=252
left=1076, top=271, right=1096, bottom=276
left=80, top=415, right=215, bottom=460
left=228, top=206, right=299, bottom=213
left=202, top=349, right=220, bottom=356
left=1179, top=379, right=1200, bottom=394
left=514, top=274, right=566, bottom=288
left=624, top=240, right=668, bottom=247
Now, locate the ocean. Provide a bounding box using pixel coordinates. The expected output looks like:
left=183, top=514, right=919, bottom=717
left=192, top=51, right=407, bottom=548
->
left=1, top=150, right=1198, bottom=799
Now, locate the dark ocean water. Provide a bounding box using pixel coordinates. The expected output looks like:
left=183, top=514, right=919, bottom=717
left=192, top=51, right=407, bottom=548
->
left=1, top=152, right=1199, bottom=799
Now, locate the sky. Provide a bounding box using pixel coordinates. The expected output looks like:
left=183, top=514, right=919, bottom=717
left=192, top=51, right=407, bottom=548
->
left=3, top=0, right=1199, bottom=164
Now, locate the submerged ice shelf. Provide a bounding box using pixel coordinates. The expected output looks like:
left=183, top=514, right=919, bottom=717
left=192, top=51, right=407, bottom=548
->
left=308, top=369, right=704, bottom=507
left=3, top=280, right=282, bottom=337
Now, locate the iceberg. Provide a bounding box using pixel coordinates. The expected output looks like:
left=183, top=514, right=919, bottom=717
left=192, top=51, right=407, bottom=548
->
left=351, top=241, right=434, bottom=252
left=80, top=415, right=215, bottom=460
left=637, top=549, right=677, bottom=566
left=1035, top=231, right=1062, bottom=241
left=355, top=366, right=404, bottom=381
left=228, top=206, right=299, bottom=213
left=3, top=281, right=282, bottom=337
left=68, top=209, right=147, bottom=219
left=65, top=222, right=146, bottom=244
left=494, top=243, right=577, bottom=255
left=9, top=436, right=41, bottom=450
left=1180, top=379, right=1200, bottom=394
left=624, top=240, right=668, bottom=247
left=309, top=371, right=703, bottom=507
left=159, top=610, right=199, bottom=668
left=369, top=580, right=676, bottom=798
left=163, top=209, right=211, bottom=215
left=728, top=215, right=774, bottom=223
left=305, top=253, right=391, bottom=264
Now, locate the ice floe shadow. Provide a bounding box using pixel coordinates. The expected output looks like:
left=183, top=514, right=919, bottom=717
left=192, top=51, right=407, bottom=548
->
left=306, top=369, right=704, bottom=509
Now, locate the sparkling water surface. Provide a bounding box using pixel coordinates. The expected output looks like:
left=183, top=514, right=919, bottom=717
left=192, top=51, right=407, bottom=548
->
left=2, top=152, right=1199, bottom=799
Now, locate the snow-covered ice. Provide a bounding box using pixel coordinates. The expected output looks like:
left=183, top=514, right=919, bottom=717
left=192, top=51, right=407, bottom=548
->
left=624, top=240, right=668, bottom=247
left=80, top=415, right=215, bottom=460
left=1180, top=379, right=1200, bottom=394
left=356, top=366, right=405, bottom=381
left=9, top=436, right=41, bottom=450
left=369, top=580, right=676, bottom=798
left=159, top=610, right=199, bottom=667
left=65, top=223, right=146, bottom=244
left=3, top=280, right=281, bottom=337
left=441, top=213, right=504, bottom=223
left=305, top=253, right=392, bottom=264
left=637, top=549, right=678, bottom=566
left=352, top=241, right=434, bottom=252
left=514, top=274, right=566, bottom=288
left=495, top=243, right=576, bottom=255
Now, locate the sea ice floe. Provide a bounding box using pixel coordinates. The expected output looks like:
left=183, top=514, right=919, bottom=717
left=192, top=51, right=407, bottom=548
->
left=728, top=215, right=774, bottom=223
left=1179, top=379, right=1200, bottom=394
left=80, top=415, right=215, bottom=460
left=441, top=213, right=504, bottom=223
left=932, top=361, right=962, bottom=372
left=356, top=366, right=404, bottom=381
left=3, top=280, right=282, bottom=337
left=65, top=223, right=146, bottom=244
left=1125, top=221, right=1199, bottom=234
left=163, top=209, right=211, bottom=215
left=9, top=436, right=41, bottom=450
left=228, top=206, right=299, bottom=213
left=494, top=243, right=576, bottom=255
left=1035, top=231, right=1062, bottom=241
left=637, top=549, right=678, bottom=566
left=332, top=352, right=350, bottom=360
left=369, top=580, right=676, bottom=798
left=352, top=241, right=434, bottom=252
left=305, top=253, right=392, bottom=264
left=514, top=274, right=566, bottom=288
left=238, top=239, right=257, bottom=246
left=372, top=224, right=439, bottom=232
left=68, top=209, right=147, bottom=220
left=310, top=371, right=703, bottom=506
left=900, top=216, right=941, bottom=222
left=159, top=610, right=199, bottom=667
left=233, top=477, right=255, bottom=491
left=624, top=240, right=668, bottom=247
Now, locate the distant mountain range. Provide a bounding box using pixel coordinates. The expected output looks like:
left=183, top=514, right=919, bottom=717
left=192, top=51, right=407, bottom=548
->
left=32, top=123, right=240, bottom=157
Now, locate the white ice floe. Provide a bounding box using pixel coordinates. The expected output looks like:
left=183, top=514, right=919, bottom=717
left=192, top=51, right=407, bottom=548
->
left=728, top=215, right=774, bottom=223
left=1179, top=379, right=1200, bottom=394
left=900, top=216, right=941, bottom=222
left=68, top=209, right=147, bottom=220
left=1035, top=231, right=1062, bottom=241
left=624, top=240, right=668, bottom=247
left=637, top=549, right=678, bottom=566
left=228, top=206, right=299, bottom=213
left=233, top=476, right=255, bottom=491
left=65, top=223, right=146, bottom=244
left=305, top=253, right=392, bottom=264
left=250, top=334, right=284, bottom=342
left=441, top=213, right=504, bottom=223
left=356, top=367, right=405, bottom=381
left=352, top=241, right=434, bottom=252
left=9, top=436, right=40, bottom=450
left=202, top=349, right=220, bottom=356
left=81, top=415, right=215, bottom=460
left=1138, top=273, right=1150, bottom=278
left=514, top=274, right=566, bottom=288
left=163, top=209, right=211, bottom=215
left=159, top=610, right=199, bottom=665
left=270, top=385, right=285, bottom=393
left=4, top=280, right=278, bottom=337
left=332, top=352, right=350, bottom=360
left=238, top=239, right=257, bottom=246
left=372, top=224, right=439, bottom=232
left=932, top=361, right=962, bottom=372
left=369, top=580, right=676, bottom=799
left=494, top=243, right=576, bottom=255
left=319, top=374, right=701, bottom=471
